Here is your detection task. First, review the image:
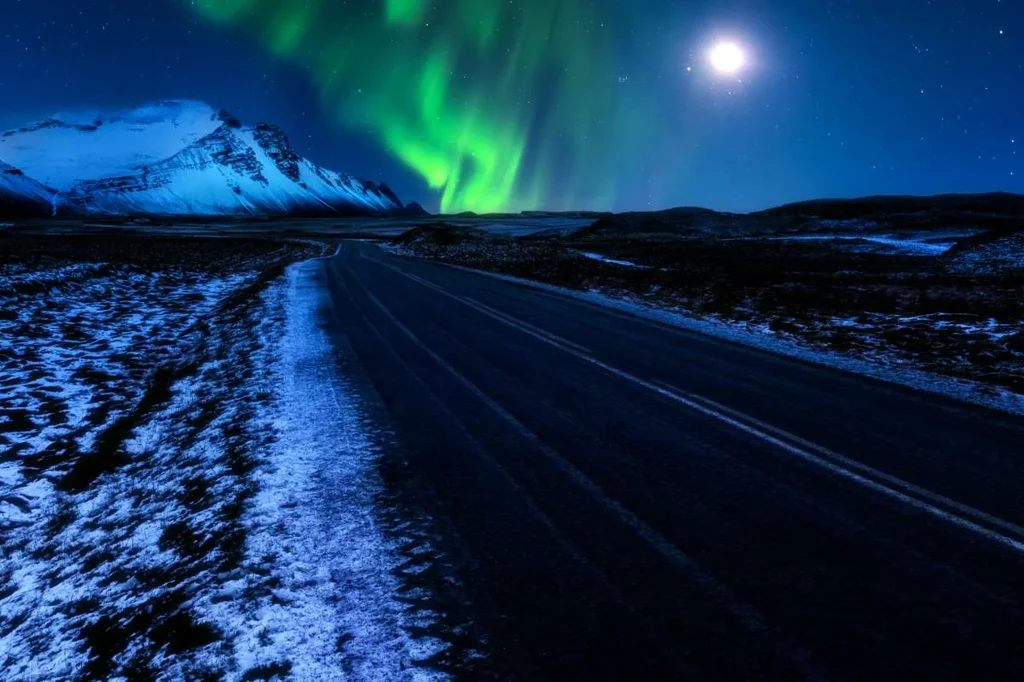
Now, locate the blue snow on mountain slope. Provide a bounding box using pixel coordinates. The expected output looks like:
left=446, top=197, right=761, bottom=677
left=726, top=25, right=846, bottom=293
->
left=0, top=101, right=406, bottom=217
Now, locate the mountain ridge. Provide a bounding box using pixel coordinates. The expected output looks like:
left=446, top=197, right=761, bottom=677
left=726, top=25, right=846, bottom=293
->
left=0, top=161, right=56, bottom=218
left=0, top=100, right=416, bottom=218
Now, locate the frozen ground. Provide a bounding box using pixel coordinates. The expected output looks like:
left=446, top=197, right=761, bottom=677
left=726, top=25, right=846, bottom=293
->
left=771, top=229, right=984, bottom=256
left=944, top=232, right=1024, bottom=275
left=577, top=251, right=651, bottom=269
left=0, top=238, right=465, bottom=680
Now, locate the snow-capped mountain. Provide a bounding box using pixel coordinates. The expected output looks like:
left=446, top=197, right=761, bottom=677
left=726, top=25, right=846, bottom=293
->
left=0, top=100, right=410, bottom=217
left=0, top=101, right=226, bottom=190
left=0, top=161, right=55, bottom=217
left=62, top=119, right=404, bottom=216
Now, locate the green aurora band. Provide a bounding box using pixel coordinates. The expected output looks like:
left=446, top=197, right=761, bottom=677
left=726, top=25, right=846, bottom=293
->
left=190, top=0, right=652, bottom=213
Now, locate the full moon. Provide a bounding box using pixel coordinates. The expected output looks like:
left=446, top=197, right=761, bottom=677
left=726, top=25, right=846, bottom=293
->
left=709, top=42, right=746, bottom=75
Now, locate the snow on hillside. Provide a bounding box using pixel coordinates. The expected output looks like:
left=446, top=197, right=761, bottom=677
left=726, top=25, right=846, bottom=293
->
left=0, top=100, right=404, bottom=217
left=65, top=123, right=401, bottom=216
left=0, top=162, right=52, bottom=201
left=943, top=232, right=1024, bottom=275
left=0, top=161, right=55, bottom=216
left=0, top=100, right=225, bottom=190
left=773, top=230, right=982, bottom=256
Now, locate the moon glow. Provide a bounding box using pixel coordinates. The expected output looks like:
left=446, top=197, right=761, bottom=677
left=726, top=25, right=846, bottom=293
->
left=709, top=42, right=746, bottom=75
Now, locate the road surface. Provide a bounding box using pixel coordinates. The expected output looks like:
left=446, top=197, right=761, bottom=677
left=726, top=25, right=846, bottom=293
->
left=322, top=241, right=1024, bottom=680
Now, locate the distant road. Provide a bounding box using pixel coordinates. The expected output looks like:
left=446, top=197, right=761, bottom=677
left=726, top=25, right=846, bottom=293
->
left=323, top=241, right=1024, bottom=680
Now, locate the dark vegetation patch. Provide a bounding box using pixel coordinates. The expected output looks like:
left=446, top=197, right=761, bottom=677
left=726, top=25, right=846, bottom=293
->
left=2, top=234, right=327, bottom=490
left=81, top=596, right=221, bottom=680
left=573, top=191, right=1024, bottom=239
left=80, top=548, right=116, bottom=572
left=240, top=660, right=293, bottom=681
left=180, top=475, right=212, bottom=511
left=0, top=408, right=35, bottom=433
left=0, top=233, right=328, bottom=276
left=60, top=365, right=177, bottom=492
left=395, top=222, right=502, bottom=247
left=1, top=233, right=330, bottom=678
left=44, top=499, right=79, bottom=536
left=159, top=519, right=213, bottom=558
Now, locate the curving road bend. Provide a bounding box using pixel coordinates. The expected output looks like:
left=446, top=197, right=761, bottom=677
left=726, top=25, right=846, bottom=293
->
left=321, top=241, right=1024, bottom=681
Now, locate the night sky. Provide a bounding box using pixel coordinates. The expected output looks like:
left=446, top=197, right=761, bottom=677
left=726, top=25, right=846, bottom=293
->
left=2, top=0, right=1021, bottom=213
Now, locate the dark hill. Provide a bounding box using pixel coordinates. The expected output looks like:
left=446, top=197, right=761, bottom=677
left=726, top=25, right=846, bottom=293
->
left=569, top=192, right=1024, bottom=240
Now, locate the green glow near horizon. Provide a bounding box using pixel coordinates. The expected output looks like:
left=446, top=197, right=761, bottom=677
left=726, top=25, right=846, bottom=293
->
left=191, top=0, right=648, bottom=213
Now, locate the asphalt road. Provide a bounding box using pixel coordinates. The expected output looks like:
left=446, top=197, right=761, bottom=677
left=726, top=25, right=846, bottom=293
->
left=322, top=241, right=1024, bottom=681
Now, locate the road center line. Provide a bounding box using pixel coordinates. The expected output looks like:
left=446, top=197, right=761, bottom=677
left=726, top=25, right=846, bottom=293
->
left=354, top=283, right=833, bottom=677
left=372, top=256, right=1024, bottom=555
left=653, top=380, right=1024, bottom=542
left=456, top=295, right=593, bottom=354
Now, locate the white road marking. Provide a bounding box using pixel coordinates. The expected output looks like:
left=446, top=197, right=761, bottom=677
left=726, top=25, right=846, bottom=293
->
left=371, top=257, right=593, bottom=354
left=654, top=381, right=1024, bottom=543
left=456, top=295, right=593, bottom=355
left=355, top=282, right=828, bottom=677
left=333, top=271, right=695, bottom=664
left=368, top=254, right=1024, bottom=555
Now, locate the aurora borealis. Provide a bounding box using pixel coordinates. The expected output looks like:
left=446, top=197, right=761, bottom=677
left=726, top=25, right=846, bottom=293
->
left=188, top=0, right=651, bottom=214
left=4, top=1, right=1024, bottom=212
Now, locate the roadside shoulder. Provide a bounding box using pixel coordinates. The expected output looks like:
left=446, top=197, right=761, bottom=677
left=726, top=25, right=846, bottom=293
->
left=404, top=253, right=1024, bottom=417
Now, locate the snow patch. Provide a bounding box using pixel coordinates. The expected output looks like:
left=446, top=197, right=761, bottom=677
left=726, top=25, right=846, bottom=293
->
left=577, top=251, right=651, bottom=269
left=773, top=230, right=982, bottom=256
left=230, top=259, right=451, bottom=680
left=944, top=232, right=1024, bottom=275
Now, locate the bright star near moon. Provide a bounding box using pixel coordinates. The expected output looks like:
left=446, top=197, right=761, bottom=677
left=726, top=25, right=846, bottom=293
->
left=709, top=42, right=746, bottom=75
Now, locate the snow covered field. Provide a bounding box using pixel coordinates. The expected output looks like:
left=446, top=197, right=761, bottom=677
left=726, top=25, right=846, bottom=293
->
left=0, top=238, right=462, bottom=680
